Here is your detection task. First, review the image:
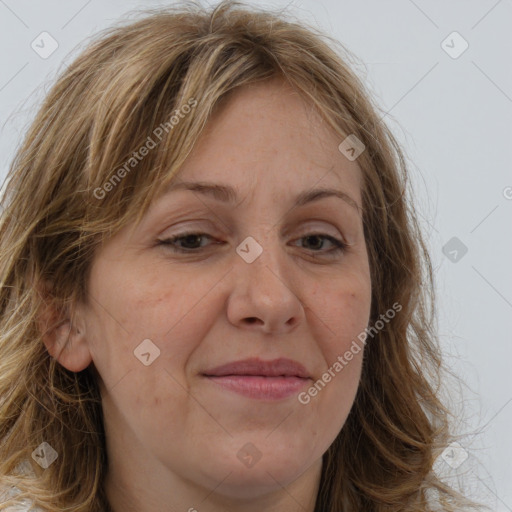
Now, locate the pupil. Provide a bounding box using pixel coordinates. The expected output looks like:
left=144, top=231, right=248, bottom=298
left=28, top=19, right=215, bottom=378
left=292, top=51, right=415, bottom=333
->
left=306, top=235, right=321, bottom=249
left=184, top=235, right=200, bottom=247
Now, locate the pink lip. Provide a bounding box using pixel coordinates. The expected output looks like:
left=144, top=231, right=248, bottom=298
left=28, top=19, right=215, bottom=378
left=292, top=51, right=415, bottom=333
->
left=204, top=375, right=309, bottom=400
left=202, top=357, right=311, bottom=400
left=203, top=357, right=310, bottom=378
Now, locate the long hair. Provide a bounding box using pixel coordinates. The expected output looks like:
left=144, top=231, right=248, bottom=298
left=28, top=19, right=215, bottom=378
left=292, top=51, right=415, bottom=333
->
left=0, top=1, right=484, bottom=510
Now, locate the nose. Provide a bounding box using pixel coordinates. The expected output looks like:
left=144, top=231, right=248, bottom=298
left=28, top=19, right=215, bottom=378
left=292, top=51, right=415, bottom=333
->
left=225, top=233, right=306, bottom=335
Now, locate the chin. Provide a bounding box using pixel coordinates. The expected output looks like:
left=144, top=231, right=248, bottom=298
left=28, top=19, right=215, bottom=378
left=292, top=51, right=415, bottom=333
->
left=190, top=448, right=315, bottom=500
left=207, top=464, right=305, bottom=500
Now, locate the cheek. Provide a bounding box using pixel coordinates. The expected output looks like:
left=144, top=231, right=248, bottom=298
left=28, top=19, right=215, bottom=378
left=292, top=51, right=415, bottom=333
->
left=309, top=269, right=372, bottom=350
left=304, top=271, right=371, bottom=399
left=293, top=274, right=371, bottom=456
left=85, top=259, right=212, bottom=399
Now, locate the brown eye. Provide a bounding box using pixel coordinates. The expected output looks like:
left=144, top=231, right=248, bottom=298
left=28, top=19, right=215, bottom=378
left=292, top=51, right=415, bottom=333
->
left=158, top=232, right=215, bottom=252
left=158, top=231, right=348, bottom=257
left=293, top=234, right=348, bottom=256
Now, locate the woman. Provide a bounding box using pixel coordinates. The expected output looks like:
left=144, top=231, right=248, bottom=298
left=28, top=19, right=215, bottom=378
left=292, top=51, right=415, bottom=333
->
left=0, top=1, right=483, bottom=510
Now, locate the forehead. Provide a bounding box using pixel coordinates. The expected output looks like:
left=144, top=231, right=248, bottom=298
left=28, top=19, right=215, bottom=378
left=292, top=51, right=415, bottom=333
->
left=168, top=78, right=363, bottom=206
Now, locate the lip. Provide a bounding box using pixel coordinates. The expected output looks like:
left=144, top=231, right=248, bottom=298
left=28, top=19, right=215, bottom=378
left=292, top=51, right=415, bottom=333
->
left=202, top=357, right=311, bottom=400
left=203, top=357, right=310, bottom=378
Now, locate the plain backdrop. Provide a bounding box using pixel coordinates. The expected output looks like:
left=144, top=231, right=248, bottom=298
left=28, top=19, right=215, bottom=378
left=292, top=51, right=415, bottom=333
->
left=0, top=0, right=511, bottom=509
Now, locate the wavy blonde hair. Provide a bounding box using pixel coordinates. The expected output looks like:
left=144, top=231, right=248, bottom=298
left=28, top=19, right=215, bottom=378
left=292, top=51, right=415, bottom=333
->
left=0, top=1, right=484, bottom=510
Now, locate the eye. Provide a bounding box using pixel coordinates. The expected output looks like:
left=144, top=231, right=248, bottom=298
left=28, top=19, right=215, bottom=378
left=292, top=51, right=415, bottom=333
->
left=294, top=233, right=348, bottom=256
left=158, top=231, right=348, bottom=257
left=158, top=232, right=216, bottom=251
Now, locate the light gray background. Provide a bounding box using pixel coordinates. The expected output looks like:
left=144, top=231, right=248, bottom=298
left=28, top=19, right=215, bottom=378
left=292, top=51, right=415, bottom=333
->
left=0, top=0, right=511, bottom=509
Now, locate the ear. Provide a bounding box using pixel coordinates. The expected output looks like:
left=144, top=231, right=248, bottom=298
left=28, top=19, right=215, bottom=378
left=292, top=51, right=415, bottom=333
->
left=37, top=281, right=93, bottom=373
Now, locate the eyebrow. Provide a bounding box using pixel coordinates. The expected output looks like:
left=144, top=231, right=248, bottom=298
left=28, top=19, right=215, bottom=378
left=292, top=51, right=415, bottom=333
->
left=162, top=181, right=362, bottom=214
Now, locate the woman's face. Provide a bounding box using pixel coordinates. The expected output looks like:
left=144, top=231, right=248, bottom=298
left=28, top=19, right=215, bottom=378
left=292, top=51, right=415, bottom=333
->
left=67, top=78, right=372, bottom=508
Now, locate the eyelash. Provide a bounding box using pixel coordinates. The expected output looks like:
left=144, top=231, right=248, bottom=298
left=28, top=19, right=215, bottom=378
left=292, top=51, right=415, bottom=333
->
left=158, top=231, right=348, bottom=257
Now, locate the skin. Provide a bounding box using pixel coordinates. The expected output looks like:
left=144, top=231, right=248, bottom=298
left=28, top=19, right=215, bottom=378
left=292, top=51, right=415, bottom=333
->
left=42, top=77, right=372, bottom=512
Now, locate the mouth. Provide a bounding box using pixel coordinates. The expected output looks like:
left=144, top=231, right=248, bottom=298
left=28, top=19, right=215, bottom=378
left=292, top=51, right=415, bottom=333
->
left=202, top=357, right=312, bottom=400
